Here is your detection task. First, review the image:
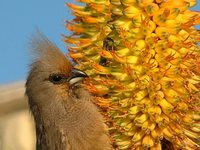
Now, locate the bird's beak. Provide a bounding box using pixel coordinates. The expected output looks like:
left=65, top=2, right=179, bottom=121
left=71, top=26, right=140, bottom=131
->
left=68, top=69, right=88, bottom=85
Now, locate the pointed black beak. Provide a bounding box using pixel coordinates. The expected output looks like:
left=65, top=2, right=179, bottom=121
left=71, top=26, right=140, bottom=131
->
left=68, top=69, right=88, bottom=85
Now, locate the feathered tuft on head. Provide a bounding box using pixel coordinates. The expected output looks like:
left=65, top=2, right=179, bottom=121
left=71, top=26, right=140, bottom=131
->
left=29, top=32, right=72, bottom=73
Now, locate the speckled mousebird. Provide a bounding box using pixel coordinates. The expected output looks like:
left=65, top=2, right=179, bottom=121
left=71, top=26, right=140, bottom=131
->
left=26, top=33, right=112, bottom=150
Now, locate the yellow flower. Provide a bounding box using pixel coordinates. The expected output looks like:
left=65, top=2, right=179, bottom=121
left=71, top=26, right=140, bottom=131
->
left=66, top=0, right=200, bottom=149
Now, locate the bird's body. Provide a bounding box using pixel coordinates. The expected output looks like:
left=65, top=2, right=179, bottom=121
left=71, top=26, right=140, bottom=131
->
left=26, top=34, right=111, bottom=150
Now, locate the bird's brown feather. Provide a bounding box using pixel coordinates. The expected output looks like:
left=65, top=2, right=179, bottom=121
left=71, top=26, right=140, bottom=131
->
left=26, top=33, right=111, bottom=150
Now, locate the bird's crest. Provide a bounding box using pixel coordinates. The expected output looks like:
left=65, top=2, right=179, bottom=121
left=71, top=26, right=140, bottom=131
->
left=29, top=32, right=72, bottom=73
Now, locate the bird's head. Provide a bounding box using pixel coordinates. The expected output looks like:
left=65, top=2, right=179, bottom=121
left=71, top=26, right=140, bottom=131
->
left=26, top=34, right=88, bottom=109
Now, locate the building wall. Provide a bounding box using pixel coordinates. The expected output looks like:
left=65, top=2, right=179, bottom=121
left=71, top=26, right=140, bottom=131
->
left=0, top=81, right=35, bottom=150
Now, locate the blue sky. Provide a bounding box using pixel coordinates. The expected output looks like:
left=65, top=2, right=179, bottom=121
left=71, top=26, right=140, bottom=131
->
left=0, top=0, right=72, bottom=84
left=0, top=1, right=200, bottom=84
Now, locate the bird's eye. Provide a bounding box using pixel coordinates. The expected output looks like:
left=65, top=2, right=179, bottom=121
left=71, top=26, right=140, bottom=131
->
left=49, top=74, right=64, bottom=84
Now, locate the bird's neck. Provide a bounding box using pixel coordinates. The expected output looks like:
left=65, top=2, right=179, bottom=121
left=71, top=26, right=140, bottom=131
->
left=30, top=88, right=111, bottom=150
left=30, top=102, right=67, bottom=150
left=29, top=103, right=49, bottom=150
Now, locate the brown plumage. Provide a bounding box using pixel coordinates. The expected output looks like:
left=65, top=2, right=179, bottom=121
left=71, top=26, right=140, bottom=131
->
left=26, top=34, right=111, bottom=150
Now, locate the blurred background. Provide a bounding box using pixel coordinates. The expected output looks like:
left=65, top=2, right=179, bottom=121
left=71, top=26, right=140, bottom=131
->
left=0, top=0, right=200, bottom=150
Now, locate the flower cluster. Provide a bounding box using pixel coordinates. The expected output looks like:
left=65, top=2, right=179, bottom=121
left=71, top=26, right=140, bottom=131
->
left=66, top=0, right=200, bottom=149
